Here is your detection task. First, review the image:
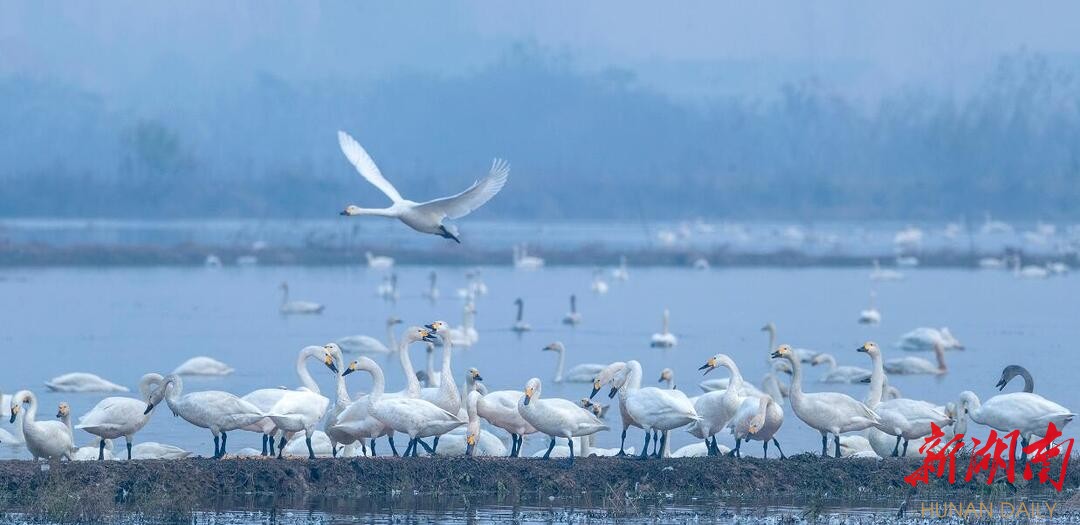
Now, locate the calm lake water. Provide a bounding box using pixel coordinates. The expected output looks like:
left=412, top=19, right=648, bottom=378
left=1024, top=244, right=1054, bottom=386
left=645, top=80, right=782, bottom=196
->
left=0, top=264, right=1076, bottom=459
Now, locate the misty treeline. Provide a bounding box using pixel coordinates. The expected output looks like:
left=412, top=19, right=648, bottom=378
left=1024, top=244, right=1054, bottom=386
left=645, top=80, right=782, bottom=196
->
left=1, top=48, right=1078, bottom=221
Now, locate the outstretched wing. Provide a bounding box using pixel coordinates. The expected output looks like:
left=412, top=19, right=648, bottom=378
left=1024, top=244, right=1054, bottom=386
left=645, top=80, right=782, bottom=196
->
left=337, top=130, right=404, bottom=203
left=416, top=158, right=509, bottom=219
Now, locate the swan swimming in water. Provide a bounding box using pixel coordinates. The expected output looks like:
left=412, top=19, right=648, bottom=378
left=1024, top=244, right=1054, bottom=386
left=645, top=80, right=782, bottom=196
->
left=337, top=316, right=402, bottom=355
left=590, top=268, right=610, bottom=294
left=45, top=373, right=128, bottom=393
left=869, top=259, right=904, bottom=281
left=338, top=131, right=508, bottom=242
left=562, top=294, right=582, bottom=326
left=771, top=344, right=879, bottom=458
left=447, top=301, right=479, bottom=347
left=895, top=327, right=963, bottom=352
left=513, top=245, right=545, bottom=270
left=518, top=377, right=608, bottom=465
left=10, top=390, right=75, bottom=460
left=544, top=341, right=606, bottom=384
left=511, top=298, right=531, bottom=333
left=650, top=310, right=678, bottom=348
left=810, top=353, right=873, bottom=383
left=884, top=341, right=948, bottom=375
left=858, top=291, right=881, bottom=325
left=365, top=251, right=394, bottom=270
left=173, top=357, right=233, bottom=376
left=75, top=373, right=165, bottom=460
left=611, top=256, right=630, bottom=281
left=279, top=282, right=324, bottom=315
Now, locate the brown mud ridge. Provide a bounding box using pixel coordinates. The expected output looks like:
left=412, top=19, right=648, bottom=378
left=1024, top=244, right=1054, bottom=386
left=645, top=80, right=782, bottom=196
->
left=0, top=454, right=1075, bottom=522
left=0, top=243, right=1040, bottom=268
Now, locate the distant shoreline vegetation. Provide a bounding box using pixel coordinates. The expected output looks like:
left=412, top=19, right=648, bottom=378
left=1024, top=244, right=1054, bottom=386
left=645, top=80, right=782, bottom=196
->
left=2, top=48, right=1079, bottom=220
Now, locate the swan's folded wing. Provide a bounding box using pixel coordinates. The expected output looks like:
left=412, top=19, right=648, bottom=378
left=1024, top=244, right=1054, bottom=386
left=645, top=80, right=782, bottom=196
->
left=337, top=130, right=403, bottom=203
left=416, top=158, right=509, bottom=219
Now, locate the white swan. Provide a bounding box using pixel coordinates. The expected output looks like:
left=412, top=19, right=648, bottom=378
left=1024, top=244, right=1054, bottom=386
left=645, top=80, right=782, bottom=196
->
left=337, top=130, right=509, bottom=242
left=544, top=342, right=606, bottom=383
left=858, top=291, right=881, bottom=325
left=282, top=430, right=339, bottom=457
left=649, top=309, right=678, bottom=348
left=590, top=269, right=609, bottom=295
left=337, top=316, right=402, bottom=354
left=130, top=442, right=191, bottom=460
left=376, top=274, right=399, bottom=301
left=511, top=298, right=531, bottom=332
left=611, top=255, right=630, bottom=281
left=518, top=377, right=608, bottom=465
left=884, top=341, right=948, bottom=375
left=731, top=394, right=785, bottom=459
left=322, top=343, right=361, bottom=457
left=762, top=322, right=818, bottom=362
left=1012, top=255, right=1050, bottom=279
left=9, top=390, right=74, bottom=460
left=420, top=321, right=463, bottom=443
left=771, top=344, right=879, bottom=458
left=671, top=441, right=730, bottom=458
left=613, top=361, right=699, bottom=458
left=589, top=361, right=642, bottom=456
left=810, top=353, right=873, bottom=383
left=75, top=373, right=165, bottom=460
left=447, top=301, right=478, bottom=347
left=437, top=390, right=509, bottom=457
left=513, top=245, right=545, bottom=270
left=279, top=282, right=324, bottom=315
left=145, top=374, right=266, bottom=458
left=365, top=251, right=394, bottom=270
left=562, top=294, right=582, bottom=326
left=697, top=354, right=756, bottom=455
left=173, top=357, right=233, bottom=376
left=476, top=387, right=537, bottom=457
left=369, top=327, right=464, bottom=456
left=869, top=259, right=904, bottom=281
left=266, top=345, right=336, bottom=459
left=839, top=435, right=876, bottom=458
left=996, top=365, right=1034, bottom=393
left=958, top=391, right=1074, bottom=453
left=896, top=327, right=963, bottom=352
left=859, top=342, right=952, bottom=457
left=45, top=372, right=128, bottom=393
left=331, top=356, right=400, bottom=457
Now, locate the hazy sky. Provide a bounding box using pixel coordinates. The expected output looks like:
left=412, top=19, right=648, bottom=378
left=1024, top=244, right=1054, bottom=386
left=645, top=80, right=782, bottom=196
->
left=4, top=1, right=1080, bottom=103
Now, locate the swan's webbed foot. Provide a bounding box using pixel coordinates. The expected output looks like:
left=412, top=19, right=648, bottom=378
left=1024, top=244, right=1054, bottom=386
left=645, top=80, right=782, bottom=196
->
left=306, top=435, right=316, bottom=460
left=387, top=436, right=397, bottom=457
left=430, top=436, right=440, bottom=456
left=277, top=436, right=286, bottom=458
left=437, top=225, right=461, bottom=243
left=542, top=436, right=556, bottom=460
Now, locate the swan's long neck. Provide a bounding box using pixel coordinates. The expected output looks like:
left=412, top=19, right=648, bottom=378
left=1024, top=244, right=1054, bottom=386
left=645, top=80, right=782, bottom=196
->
left=367, top=362, right=386, bottom=403
left=398, top=338, right=421, bottom=396
left=661, top=311, right=670, bottom=335
left=1020, top=369, right=1034, bottom=393
left=296, top=348, right=321, bottom=395
left=164, top=375, right=184, bottom=412
left=465, top=391, right=479, bottom=436
left=786, top=356, right=804, bottom=405
left=960, top=391, right=981, bottom=422
left=439, top=337, right=455, bottom=390
left=460, top=374, right=475, bottom=411
left=554, top=348, right=565, bottom=382
left=624, top=361, right=644, bottom=392
left=719, top=356, right=744, bottom=392
left=61, top=411, right=72, bottom=434
left=22, top=393, right=38, bottom=431
left=516, top=301, right=524, bottom=322
left=138, top=374, right=162, bottom=400
left=820, top=354, right=837, bottom=371
left=348, top=207, right=396, bottom=217
left=570, top=295, right=577, bottom=314
left=333, top=354, right=350, bottom=405
left=865, top=351, right=884, bottom=407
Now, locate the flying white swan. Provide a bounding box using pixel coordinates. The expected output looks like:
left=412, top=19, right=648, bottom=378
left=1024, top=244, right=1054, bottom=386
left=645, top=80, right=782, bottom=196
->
left=544, top=341, right=606, bottom=383
left=45, top=372, right=128, bottom=393
left=957, top=390, right=1074, bottom=457
left=884, top=341, right=948, bottom=375
left=75, top=373, right=165, bottom=460
left=771, top=344, right=879, bottom=458
left=279, top=282, right=324, bottom=315
left=562, top=294, right=582, bottom=326
left=650, top=309, right=678, bottom=348
left=9, top=390, right=75, bottom=460
left=337, top=130, right=509, bottom=242
left=369, top=327, right=464, bottom=456
left=517, top=377, right=608, bottom=465
left=810, top=353, right=873, bottom=383
left=513, top=245, right=545, bottom=270
left=731, top=394, right=785, bottom=459
left=266, top=345, right=336, bottom=459
left=144, top=374, right=266, bottom=458
left=895, top=327, right=963, bottom=352
left=337, top=316, right=402, bottom=354
left=365, top=251, right=394, bottom=270
left=858, top=341, right=953, bottom=457
left=511, top=298, right=531, bottom=333
left=172, top=357, right=234, bottom=376
left=611, top=360, right=699, bottom=458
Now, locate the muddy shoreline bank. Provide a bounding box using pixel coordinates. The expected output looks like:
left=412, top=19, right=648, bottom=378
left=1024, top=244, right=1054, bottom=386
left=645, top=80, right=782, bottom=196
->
left=0, top=243, right=1047, bottom=268
left=0, top=455, right=1075, bottom=522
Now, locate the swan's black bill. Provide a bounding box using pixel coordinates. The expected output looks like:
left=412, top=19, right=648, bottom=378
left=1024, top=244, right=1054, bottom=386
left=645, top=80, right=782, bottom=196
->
left=8, top=413, right=15, bottom=424
left=995, top=378, right=1008, bottom=391
left=325, top=361, right=339, bottom=374
left=859, top=376, right=872, bottom=384
left=523, top=395, right=531, bottom=406
left=339, top=210, right=349, bottom=216
left=424, top=324, right=436, bottom=331
left=143, top=402, right=154, bottom=415
left=474, top=375, right=484, bottom=381
left=856, top=346, right=868, bottom=353
left=697, top=363, right=710, bottom=371
left=607, top=386, right=619, bottom=399
left=770, top=350, right=783, bottom=358
left=342, top=367, right=357, bottom=377
left=589, top=386, right=601, bottom=399
left=422, top=333, right=439, bottom=343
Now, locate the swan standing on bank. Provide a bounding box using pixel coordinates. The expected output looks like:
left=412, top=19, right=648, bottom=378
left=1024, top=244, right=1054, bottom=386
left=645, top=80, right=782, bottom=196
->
left=697, top=354, right=760, bottom=456
left=45, top=373, right=128, bottom=393
left=173, top=357, right=233, bottom=376
left=337, top=130, right=509, bottom=242
left=9, top=390, right=75, bottom=460
left=337, top=316, right=402, bottom=355
left=267, top=346, right=336, bottom=459
left=562, top=294, right=582, bottom=326
left=544, top=342, right=606, bottom=383
left=144, top=374, right=266, bottom=459
left=610, top=360, right=699, bottom=458
left=75, top=373, right=165, bottom=460
left=650, top=309, right=678, bottom=348
left=731, top=394, right=785, bottom=459
left=771, top=345, right=879, bottom=458
left=518, top=377, right=608, bottom=465
left=476, top=380, right=538, bottom=457
left=421, top=320, right=464, bottom=451
left=279, top=282, right=324, bottom=315
left=957, top=390, right=1074, bottom=459
left=590, top=361, right=642, bottom=456
left=331, top=356, right=399, bottom=457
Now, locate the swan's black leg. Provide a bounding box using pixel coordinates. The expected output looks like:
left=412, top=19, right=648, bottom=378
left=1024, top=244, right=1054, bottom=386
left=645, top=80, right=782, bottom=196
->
left=763, top=440, right=768, bottom=459
left=306, top=434, right=316, bottom=460
left=388, top=436, right=398, bottom=457
left=268, top=434, right=276, bottom=456
left=213, top=435, right=221, bottom=459
left=656, top=432, right=667, bottom=458
left=617, top=428, right=627, bottom=456
left=403, top=439, right=415, bottom=457
left=730, top=438, right=740, bottom=457
left=127, top=441, right=132, bottom=460
left=902, top=439, right=909, bottom=457
left=567, top=437, right=575, bottom=467
left=261, top=434, right=269, bottom=456
left=773, top=438, right=786, bottom=459
left=1021, top=437, right=1029, bottom=462
left=369, top=439, right=376, bottom=456
left=418, top=439, right=436, bottom=455
left=220, top=432, right=228, bottom=457
left=821, top=434, right=828, bottom=457
left=639, top=431, right=651, bottom=459
left=332, top=444, right=338, bottom=458
left=833, top=434, right=841, bottom=458
left=97, top=439, right=106, bottom=461
left=509, top=434, right=519, bottom=457
left=431, top=436, right=440, bottom=455
left=651, top=430, right=659, bottom=456
left=277, top=436, right=287, bottom=458
left=891, top=436, right=901, bottom=457
left=543, top=436, right=556, bottom=459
